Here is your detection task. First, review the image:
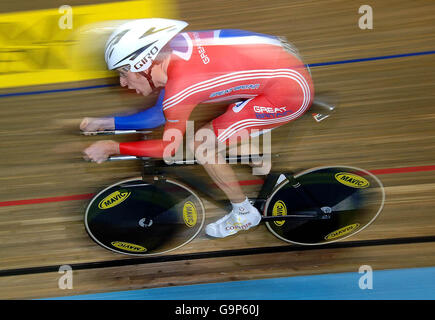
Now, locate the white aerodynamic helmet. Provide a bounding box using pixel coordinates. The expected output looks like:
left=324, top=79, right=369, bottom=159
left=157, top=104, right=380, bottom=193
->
left=104, top=18, right=188, bottom=72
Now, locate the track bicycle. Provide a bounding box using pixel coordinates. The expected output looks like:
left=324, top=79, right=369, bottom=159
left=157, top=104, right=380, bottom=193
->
left=83, top=101, right=385, bottom=256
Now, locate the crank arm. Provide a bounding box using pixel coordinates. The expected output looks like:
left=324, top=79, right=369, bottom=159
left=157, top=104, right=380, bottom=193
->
left=261, top=211, right=320, bottom=221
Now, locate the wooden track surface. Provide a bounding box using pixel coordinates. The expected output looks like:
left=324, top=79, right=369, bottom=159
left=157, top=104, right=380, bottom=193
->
left=0, top=0, right=434, bottom=299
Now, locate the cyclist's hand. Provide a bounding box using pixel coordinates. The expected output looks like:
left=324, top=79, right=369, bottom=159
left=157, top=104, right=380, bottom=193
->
left=80, top=117, right=115, bottom=135
left=83, top=140, right=120, bottom=163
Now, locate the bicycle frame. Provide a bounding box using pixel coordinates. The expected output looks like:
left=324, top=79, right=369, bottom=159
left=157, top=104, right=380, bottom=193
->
left=105, top=154, right=333, bottom=222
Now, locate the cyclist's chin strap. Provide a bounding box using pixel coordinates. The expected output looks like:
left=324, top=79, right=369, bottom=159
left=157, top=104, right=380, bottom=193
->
left=139, top=61, right=159, bottom=93
left=139, top=69, right=156, bottom=92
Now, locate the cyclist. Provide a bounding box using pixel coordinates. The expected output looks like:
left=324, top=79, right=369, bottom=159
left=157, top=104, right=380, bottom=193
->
left=81, top=18, right=314, bottom=238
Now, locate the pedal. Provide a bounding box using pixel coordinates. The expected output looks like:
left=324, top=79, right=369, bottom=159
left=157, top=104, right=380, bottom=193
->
left=153, top=175, right=167, bottom=183
left=310, top=100, right=336, bottom=122
left=312, top=112, right=331, bottom=122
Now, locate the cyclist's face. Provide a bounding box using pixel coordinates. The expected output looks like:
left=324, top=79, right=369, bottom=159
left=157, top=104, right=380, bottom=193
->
left=118, top=68, right=152, bottom=96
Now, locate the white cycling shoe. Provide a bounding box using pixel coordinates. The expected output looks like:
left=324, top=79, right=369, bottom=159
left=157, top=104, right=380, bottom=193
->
left=205, top=202, right=262, bottom=238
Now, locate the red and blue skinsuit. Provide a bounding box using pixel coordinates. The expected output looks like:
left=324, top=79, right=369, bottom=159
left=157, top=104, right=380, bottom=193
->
left=114, top=29, right=314, bottom=157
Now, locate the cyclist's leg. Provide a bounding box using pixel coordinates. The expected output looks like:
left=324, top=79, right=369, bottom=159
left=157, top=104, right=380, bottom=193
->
left=191, top=122, right=262, bottom=238
left=196, top=67, right=313, bottom=237
left=191, top=122, right=246, bottom=204
left=197, top=97, right=311, bottom=237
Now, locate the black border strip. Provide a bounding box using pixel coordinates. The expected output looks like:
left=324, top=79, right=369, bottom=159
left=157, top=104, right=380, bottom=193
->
left=1, top=235, right=435, bottom=277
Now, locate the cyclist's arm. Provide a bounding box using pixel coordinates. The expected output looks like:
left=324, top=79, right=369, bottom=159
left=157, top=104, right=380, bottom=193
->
left=114, top=89, right=166, bottom=130
left=118, top=104, right=195, bottom=158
